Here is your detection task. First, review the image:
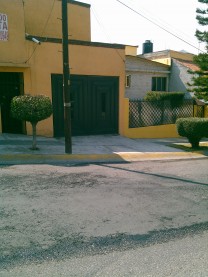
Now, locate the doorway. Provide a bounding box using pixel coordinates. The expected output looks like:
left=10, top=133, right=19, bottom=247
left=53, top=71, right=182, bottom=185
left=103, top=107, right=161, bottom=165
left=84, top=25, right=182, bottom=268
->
left=0, top=72, right=24, bottom=134
left=51, top=74, right=119, bottom=136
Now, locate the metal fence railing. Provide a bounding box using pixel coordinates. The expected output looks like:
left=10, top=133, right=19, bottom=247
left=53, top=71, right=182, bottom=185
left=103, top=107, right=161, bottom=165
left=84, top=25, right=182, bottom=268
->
left=129, top=99, right=194, bottom=128
left=195, top=105, right=205, bottom=118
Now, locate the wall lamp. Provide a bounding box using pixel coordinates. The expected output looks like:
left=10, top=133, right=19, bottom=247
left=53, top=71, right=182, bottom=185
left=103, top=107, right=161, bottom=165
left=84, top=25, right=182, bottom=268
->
left=31, top=37, right=41, bottom=45
left=25, top=33, right=41, bottom=45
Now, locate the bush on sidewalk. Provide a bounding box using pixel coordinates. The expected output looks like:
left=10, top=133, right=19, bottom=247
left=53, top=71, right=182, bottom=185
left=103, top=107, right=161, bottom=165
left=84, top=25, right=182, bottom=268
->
left=176, top=117, right=208, bottom=148
left=11, top=95, right=53, bottom=150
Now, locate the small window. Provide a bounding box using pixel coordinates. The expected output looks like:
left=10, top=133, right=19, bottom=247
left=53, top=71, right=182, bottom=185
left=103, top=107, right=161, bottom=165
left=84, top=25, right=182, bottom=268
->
left=152, top=77, right=167, bottom=91
left=126, top=75, right=131, bottom=88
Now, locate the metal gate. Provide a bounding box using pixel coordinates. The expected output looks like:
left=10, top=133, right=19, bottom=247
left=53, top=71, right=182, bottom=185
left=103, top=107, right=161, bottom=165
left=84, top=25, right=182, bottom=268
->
left=0, top=72, right=24, bottom=134
left=51, top=74, right=119, bottom=136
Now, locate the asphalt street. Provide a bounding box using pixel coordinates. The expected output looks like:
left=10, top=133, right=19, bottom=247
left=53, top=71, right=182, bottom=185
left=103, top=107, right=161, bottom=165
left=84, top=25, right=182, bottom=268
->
left=1, top=232, right=207, bottom=277
left=0, top=158, right=208, bottom=276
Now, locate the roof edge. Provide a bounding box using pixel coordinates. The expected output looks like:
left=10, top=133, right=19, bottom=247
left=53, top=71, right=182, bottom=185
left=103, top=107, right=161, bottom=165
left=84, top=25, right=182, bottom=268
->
left=126, top=55, right=170, bottom=68
left=68, top=0, right=90, bottom=8
left=26, top=36, right=125, bottom=49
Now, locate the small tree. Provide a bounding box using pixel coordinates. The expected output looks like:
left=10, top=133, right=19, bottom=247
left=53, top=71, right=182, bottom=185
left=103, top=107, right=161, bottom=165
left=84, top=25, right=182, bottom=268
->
left=176, top=117, right=208, bottom=148
left=11, top=95, right=53, bottom=150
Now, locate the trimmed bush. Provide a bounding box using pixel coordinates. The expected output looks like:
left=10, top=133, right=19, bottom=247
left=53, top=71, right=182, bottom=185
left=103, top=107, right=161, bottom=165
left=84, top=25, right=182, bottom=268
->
left=11, top=95, right=53, bottom=150
left=176, top=117, right=208, bottom=148
left=144, top=92, right=185, bottom=107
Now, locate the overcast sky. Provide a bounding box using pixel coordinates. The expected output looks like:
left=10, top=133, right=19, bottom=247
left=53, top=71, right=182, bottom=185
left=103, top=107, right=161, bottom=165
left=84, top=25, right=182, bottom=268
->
left=83, top=0, right=205, bottom=55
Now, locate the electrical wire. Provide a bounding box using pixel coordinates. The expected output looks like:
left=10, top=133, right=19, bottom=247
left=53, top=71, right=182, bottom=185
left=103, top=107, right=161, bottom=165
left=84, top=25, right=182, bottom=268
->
left=115, top=0, right=206, bottom=54
left=25, top=0, right=56, bottom=63
left=124, top=0, right=197, bottom=44
left=91, top=7, right=110, bottom=42
left=22, top=0, right=27, bottom=35
left=91, top=7, right=125, bottom=63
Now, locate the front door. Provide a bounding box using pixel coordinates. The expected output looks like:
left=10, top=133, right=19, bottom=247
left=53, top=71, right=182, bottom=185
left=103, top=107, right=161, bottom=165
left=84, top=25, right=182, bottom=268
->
left=0, top=72, right=24, bottom=134
left=51, top=74, right=119, bottom=136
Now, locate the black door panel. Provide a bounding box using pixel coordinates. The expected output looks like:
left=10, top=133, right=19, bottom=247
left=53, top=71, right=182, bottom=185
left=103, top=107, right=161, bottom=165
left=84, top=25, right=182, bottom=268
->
left=51, top=74, right=119, bottom=136
left=0, top=72, right=24, bottom=134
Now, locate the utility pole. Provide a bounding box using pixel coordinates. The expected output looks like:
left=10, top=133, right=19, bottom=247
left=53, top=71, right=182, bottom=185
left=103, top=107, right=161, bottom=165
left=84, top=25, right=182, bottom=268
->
left=62, top=0, right=72, bottom=153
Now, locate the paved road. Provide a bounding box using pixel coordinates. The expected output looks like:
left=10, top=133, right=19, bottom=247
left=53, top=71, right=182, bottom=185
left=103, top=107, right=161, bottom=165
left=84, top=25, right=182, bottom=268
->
left=1, top=232, right=207, bottom=277
left=0, top=158, right=208, bottom=276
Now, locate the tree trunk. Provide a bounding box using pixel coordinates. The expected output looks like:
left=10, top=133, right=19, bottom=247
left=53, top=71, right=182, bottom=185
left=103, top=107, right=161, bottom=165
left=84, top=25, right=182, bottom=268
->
left=189, top=138, right=200, bottom=149
left=31, top=122, right=38, bottom=150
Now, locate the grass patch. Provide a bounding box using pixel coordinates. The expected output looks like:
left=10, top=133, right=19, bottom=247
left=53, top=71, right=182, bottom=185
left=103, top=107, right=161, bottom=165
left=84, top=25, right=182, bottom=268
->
left=169, top=142, right=208, bottom=152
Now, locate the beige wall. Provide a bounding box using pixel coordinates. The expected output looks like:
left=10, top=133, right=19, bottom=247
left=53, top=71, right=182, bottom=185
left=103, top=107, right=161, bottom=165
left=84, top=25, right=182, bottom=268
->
left=125, top=46, right=138, bottom=56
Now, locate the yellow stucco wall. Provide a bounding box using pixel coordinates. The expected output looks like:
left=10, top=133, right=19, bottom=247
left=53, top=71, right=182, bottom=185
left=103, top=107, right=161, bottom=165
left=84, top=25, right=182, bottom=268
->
left=0, top=0, right=90, bottom=64
left=0, top=0, right=126, bottom=137
left=0, top=0, right=28, bottom=64
left=121, top=98, right=180, bottom=138
left=193, top=105, right=208, bottom=118
left=16, top=42, right=125, bottom=137
left=204, top=105, right=208, bottom=118
left=152, top=58, right=171, bottom=66
left=24, top=0, right=91, bottom=41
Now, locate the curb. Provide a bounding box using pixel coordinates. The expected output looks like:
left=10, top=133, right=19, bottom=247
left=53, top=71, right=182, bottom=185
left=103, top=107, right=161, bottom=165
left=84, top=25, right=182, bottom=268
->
left=0, top=151, right=207, bottom=165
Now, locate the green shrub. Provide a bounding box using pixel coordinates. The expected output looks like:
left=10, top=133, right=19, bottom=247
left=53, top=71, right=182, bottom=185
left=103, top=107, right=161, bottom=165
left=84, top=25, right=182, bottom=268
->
left=11, top=95, right=53, bottom=150
left=144, top=92, right=185, bottom=107
left=11, top=95, right=52, bottom=123
left=176, top=117, right=208, bottom=148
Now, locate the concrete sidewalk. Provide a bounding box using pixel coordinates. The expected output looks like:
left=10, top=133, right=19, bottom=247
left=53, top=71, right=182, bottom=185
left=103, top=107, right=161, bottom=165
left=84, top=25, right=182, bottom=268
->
left=0, top=133, right=207, bottom=164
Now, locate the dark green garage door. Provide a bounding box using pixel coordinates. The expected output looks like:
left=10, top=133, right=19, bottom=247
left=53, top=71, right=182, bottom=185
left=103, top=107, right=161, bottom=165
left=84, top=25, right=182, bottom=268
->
left=51, top=74, right=119, bottom=136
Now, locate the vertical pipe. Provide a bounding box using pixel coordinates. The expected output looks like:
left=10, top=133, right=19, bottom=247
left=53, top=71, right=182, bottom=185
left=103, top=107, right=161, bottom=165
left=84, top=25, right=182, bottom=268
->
left=62, top=0, right=72, bottom=153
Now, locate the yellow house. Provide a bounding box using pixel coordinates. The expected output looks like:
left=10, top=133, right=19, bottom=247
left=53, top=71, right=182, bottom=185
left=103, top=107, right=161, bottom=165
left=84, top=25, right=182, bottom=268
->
left=0, top=0, right=126, bottom=137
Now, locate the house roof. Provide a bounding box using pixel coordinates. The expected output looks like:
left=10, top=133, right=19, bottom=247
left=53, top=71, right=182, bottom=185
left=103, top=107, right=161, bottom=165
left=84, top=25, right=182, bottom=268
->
left=125, top=55, right=170, bottom=74
left=141, top=49, right=195, bottom=62
left=68, top=0, right=90, bottom=8
left=126, top=55, right=170, bottom=68
left=173, top=58, right=199, bottom=71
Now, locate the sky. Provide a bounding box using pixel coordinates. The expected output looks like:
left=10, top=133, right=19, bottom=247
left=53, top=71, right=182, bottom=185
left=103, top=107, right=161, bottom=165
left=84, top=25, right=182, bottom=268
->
left=82, top=0, right=206, bottom=55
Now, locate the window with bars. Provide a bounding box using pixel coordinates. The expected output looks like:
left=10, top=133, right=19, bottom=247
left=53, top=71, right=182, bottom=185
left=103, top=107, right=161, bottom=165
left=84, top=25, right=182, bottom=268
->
left=152, top=77, right=167, bottom=91
left=125, top=75, right=131, bottom=88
